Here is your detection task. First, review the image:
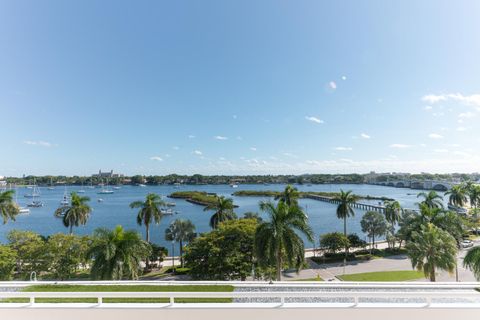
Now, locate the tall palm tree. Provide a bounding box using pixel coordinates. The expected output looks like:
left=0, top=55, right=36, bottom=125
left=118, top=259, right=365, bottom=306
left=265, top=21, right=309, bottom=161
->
left=384, top=200, right=402, bottom=228
left=333, top=190, right=359, bottom=264
left=274, top=185, right=300, bottom=207
left=254, top=201, right=313, bottom=281
left=54, top=192, right=91, bottom=234
left=165, top=219, right=196, bottom=267
left=88, top=225, right=151, bottom=280
left=464, top=246, right=480, bottom=280
left=417, top=191, right=444, bottom=209
left=406, top=223, right=457, bottom=282
left=467, top=184, right=480, bottom=210
left=0, top=190, right=19, bottom=225
left=445, top=185, right=467, bottom=207
left=130, top=193, right=166, bottom=243
left=203, top=196, right=236, bottom=229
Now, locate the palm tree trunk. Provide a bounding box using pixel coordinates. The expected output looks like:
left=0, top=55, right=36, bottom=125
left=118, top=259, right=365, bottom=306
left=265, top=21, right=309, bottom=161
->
left=343, top=217, right=347, bottom=268
left=276, top=248, right=282, bottom=281
left=180, top=240, right=184, bottom=268
left=430, top=266, right=436, bottom=282
left=69, top=225, right=73, bottom=235
left=145, top=224, right=150, bottom=269
left=372, top=233, right=375, bottom=251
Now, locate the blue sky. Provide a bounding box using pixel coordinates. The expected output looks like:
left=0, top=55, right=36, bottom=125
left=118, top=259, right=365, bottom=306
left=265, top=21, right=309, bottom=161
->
left=1, top=1, right=480, bottom=176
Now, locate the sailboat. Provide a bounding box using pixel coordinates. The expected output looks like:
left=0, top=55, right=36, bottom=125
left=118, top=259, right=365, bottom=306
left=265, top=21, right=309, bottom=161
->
left=98, top=179, right=114, bottom=194
left=27, top=184, right=43, bottom=207
left=24, top=180, right=41, bottom=198
left=88, top=181, right=95, bottom=189
left=47, top=178, right=55, bottom=190
left=78, top=182, right=86, bottom=193
left=14, top=184, right=30, bottom=214
left=60, top=185, right=70, bottom=206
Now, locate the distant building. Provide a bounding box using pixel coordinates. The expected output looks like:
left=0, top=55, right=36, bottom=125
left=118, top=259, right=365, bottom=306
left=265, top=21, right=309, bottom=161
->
left=92, top=170, right=123, bottom=178
left=0, top=176, right=6, bottom=188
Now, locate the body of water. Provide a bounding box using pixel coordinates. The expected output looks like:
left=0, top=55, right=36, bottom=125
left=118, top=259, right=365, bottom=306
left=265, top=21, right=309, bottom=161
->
left=1, top=184, right=447, bottom=250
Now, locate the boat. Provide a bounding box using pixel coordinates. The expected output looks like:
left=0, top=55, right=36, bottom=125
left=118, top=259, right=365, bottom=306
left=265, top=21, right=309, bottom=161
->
left=27, top=200, right=43, bottom=208
left=113, top=186, right=121, bottom=190
left=88, top=181, right=95, bottom=189
left=78, top=182, right=86, bottom=193
left=14, top=184, right=30, bottom=214
left=160, top=208, right=174, bottom=215
left=60, top=186, right=70, bottom=206
left=97, top=179, right=114, bottom=194
left=165, top=202, right=176, bottom=207
left=24, top=181, right=41, bottom=198
left=97, top=198, right=104, bottom=203
left=47, top=178, right=55, bottom=190
left=138, top=184, right=147, bottom=187
left=230, top=183, right=238, bottom=188
left=447, top=203, right=468, bottom=215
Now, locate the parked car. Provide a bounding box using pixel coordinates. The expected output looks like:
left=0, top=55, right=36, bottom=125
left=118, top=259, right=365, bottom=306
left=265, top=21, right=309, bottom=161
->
left=461, top=239, right=474, bottom=248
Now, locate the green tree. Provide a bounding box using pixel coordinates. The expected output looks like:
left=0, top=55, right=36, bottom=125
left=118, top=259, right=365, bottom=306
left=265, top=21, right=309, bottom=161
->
left=203, top=196, right=237, bottom=229
left=384, top=200, right=402, bottom=227
left=417, top=191, right=444, bottom=209
left=463, top=246, right=480, bottom=280
left=0, top=245, right=17, bottom=280
left=406, top=223, right=457, bottom=282
left=466, top=184, right=480, bottom=210
left=185, top=219, right=258, bottom=280
left=46, top=233, right=91, bottom=280
left=130, top=193, right=166, bottom=243
left=165, top=219, right=196, bottom=267
left=254, top=201, right=313, bottom=281
left=333, top=190, right=359, bottom=265
left=320, top=232, right=350, bottom=254
left=274, top=185, right=300, bottom=207
left=445, top=185, right=467, bottom=207
left=7, top=230, right=48, bottom=278
left=242, top=212, right=262, bottom=222
left=54, top=192, right=92, bottom=234
left=360, top=211, right=388, bottom=250
left=88, top=225, right=151, bottom=280
left=0, top=190, right=19, bottom=225
left=347, top=233, right=367, bottom=250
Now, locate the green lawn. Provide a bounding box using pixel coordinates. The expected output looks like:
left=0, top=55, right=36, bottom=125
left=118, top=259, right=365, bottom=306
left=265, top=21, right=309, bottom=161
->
left=291, top=277, right=324, bottom=281
left=4, top=284, right=234, bottom=304
left=337, top=270, right=425, bottom=282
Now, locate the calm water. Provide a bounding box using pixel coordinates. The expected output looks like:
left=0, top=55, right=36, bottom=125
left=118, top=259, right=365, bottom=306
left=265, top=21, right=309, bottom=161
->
left=1, top=184, right=447, bottom=250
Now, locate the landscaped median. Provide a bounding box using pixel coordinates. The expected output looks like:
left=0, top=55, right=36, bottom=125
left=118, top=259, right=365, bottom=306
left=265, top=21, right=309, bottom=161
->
left=337, top=271, right=425, bottom=282
left=3, top=284, right=234, bottom=304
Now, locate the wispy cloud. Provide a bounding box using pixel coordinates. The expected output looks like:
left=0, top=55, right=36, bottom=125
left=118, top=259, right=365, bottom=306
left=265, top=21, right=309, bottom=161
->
left=193, top=150, right=202, bottom=155
left=150, top=156, right=163, bottom=161
left=434, top=149, right=449, bottom=153
left=389, top=144, right=411, bottom=149
left=360, top=133, right=371, bottom=139
left=334, top=147, right=352, bottom=151
left=422, top=93, right=480, bottom=107
left=172, top=146, right=180, bottom=150
left=250, top=147, right=257, bottom=151
left=329, top=81, right=337, bottom=90
left=214, top=135, right=228, bottom=140
left=305, top=116, right=324, bottom=124
left=457, top=126, right=467, bottom=132
left=458, top=111, right=475, bottom=119
left=23, top=140, right=56, bottom=147
left=428, top=133, right=443, bottom=139
left=188, top=135, right=196, bottom=139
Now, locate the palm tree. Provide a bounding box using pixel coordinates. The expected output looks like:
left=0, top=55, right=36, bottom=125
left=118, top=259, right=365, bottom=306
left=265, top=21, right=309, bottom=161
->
left=203, top=196, right=236, bottom=229
left=445, top=185, right=467, bottom=207
left=0, top=190, right=19, bottom=225
left=88, top=225, right=151, bottom=280
left=406, top=223, right=457, bottom=282
left=274, top=185, right=300, bottom=207
left=54, top=192, right=91, bottom=234
left=333, top=190, right=359, bottom=265
left=254, top=201, right=313, bottom=281
left=130, top=193, right=166, bottom=243
left=467, top=184, right=480, bottom=210
left=417, top=191, right=444, bottom=209
left=384, top=200, right=402, bottom=227
left=464, top=247, right=480, bottom=280
left=165, top=219, right=196, bottom=267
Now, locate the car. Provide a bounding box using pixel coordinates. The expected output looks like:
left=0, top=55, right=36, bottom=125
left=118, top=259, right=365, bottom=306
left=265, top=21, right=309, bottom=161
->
left=461, top=239, right=474, bottom=248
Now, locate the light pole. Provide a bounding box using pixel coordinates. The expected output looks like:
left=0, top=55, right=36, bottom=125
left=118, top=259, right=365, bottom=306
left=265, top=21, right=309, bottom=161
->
left=171, top=240, right=176, bottom=274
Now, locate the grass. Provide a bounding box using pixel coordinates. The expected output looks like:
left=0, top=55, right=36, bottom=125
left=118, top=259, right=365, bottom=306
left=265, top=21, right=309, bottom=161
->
left=168, top=191, right=220, bottom=206
left=291, top=277, right=324, bottom=281
left=3, top=284, right=234, bottom=304
left=337, top=270, right=425, bottom=282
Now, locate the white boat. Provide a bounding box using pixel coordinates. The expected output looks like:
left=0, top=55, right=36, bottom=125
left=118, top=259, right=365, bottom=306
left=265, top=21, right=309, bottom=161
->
left=230, top=183, right=238, bottom=188
left=138, top=184, right=147, bottom=187
left=160, top=208, right=174, bottom=215
left=19, top=207, right=30, bottom=214
left=47, top=178, right=55, bottom=190
left=113, top=186, right=121, bottom=190
left=165, top=202, right=176, bottom=207
left=77, top=183, right=86, bottom=193
left=24, top=182, right=41, bottom=198
left=98, top=179, right=114, bottom=194
left=27, top=200, right=43, bottom=208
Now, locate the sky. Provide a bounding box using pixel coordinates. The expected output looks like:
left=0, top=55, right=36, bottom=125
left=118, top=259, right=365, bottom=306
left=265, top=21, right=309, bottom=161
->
left=1, top=0, right=480, bottom=176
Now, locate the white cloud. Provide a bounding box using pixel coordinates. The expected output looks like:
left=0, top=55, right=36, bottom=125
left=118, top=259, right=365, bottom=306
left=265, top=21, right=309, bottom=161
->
left=193, top=150, right=202, bottom=155
left=305, top=116, right=324, bottom=124
left=457, top=127, right=467, bottom=132
left=458, top=111, right=475, bottom=119
left=329, top=81, right=337, bottom=89
left=23, top=140, right=55, bottom=147
left=188, top=135, right=196, bottom=139
left=434, top=149, right=449, bottom=153
left=428, top=133, right=443, bottom=139
left=424, top=106, right=433, bottom=111
left=389, top=144, right=411, bottom=149
left=250, top=147, right=257, bottom=151
left=236, top=136, right=243, bottom=140
left=219, top=157, right=226, bottom=161
left=150, top=156, right=163, bottom=161
left=214, top=135, right=228, bottom=140
left=422, top=93, right=480, bottom=107
left=334, top=147, right=353, bottom=151
left=341, top=76, right=347, bottom=81
left=172, top=146, right=180, bottom=150
left=360, top=133, right=371, bottom=139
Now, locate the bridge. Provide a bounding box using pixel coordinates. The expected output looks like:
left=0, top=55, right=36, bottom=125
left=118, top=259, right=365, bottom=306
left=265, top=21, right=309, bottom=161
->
left=304, top=194, right=385, bottom=212
left=374, top=180, right=453, bottom=191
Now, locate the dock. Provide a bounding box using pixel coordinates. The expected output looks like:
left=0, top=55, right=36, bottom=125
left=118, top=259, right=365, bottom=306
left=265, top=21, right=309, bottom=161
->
left=304, top=194, right=386, bottom=213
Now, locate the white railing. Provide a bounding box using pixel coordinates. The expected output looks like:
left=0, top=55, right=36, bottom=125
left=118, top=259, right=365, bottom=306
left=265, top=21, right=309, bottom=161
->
left=0, top=281, right=479, bottom=308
